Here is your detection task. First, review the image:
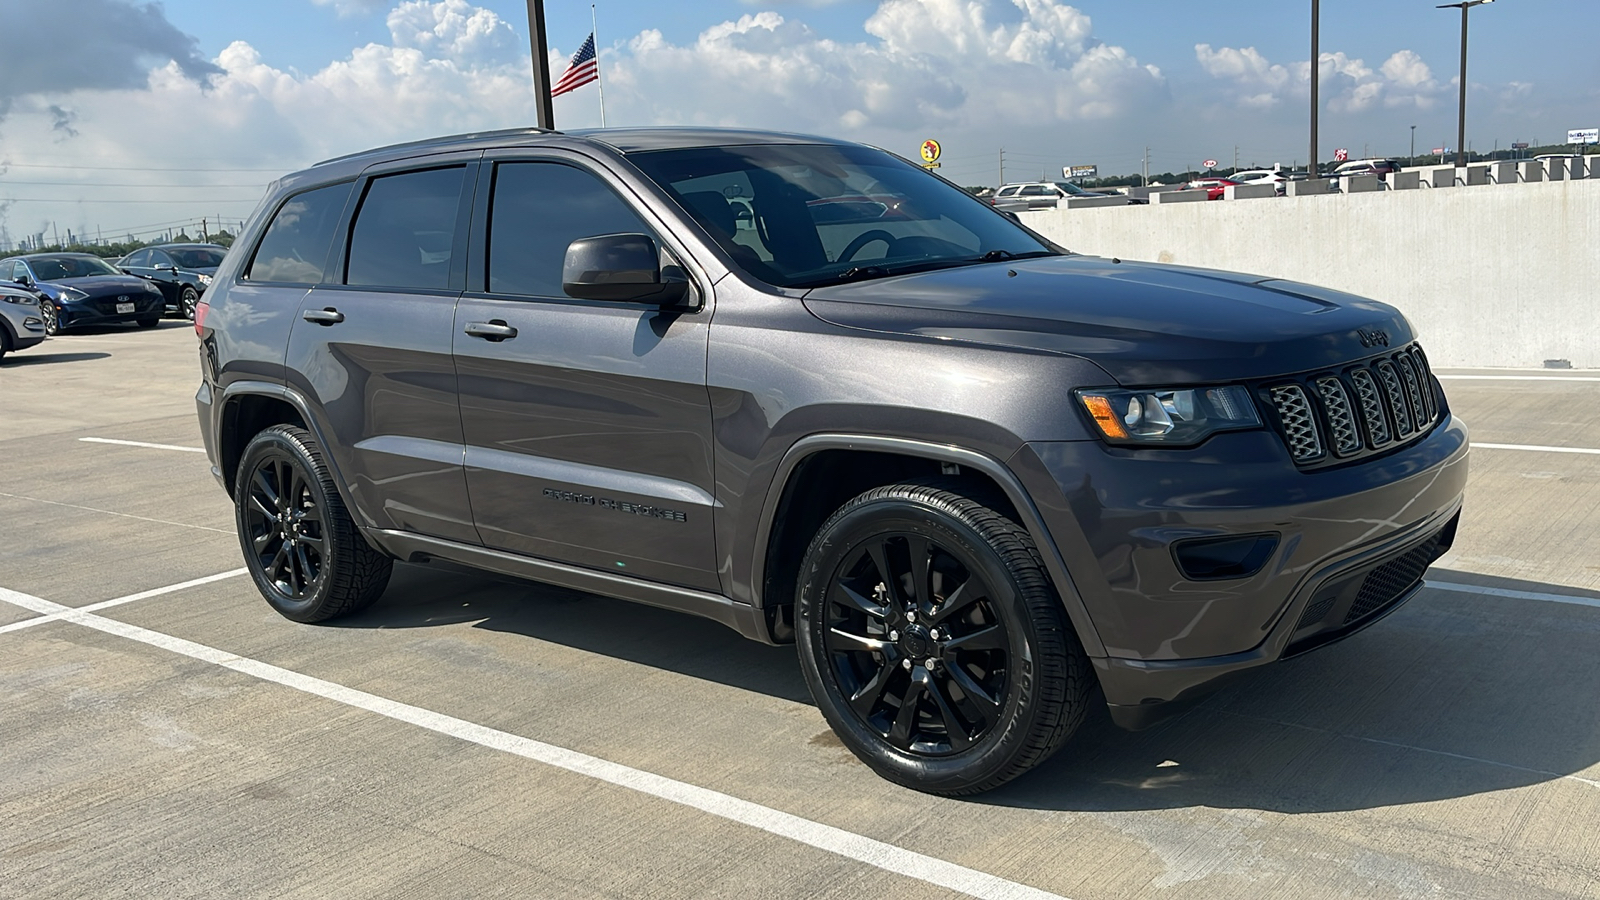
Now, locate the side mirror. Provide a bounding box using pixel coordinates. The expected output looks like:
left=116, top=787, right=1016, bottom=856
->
left=14, top=275, right=31, bottom=287
left=119, top=267, right=134, bottom=275
left=562, top=233, right=689, bottom=306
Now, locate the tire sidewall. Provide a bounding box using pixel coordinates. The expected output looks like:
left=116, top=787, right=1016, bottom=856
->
left=181, top=287, right=198, bottom=320
left=796, top=495, right=1047, bottom=792
left=234, top=427, right=343, bottom=623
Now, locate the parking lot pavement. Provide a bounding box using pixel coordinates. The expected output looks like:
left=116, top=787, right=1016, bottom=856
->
left=3, top=332, right=1600, bottom=899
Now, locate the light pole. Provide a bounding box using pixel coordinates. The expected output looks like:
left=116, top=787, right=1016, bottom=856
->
left=1410, top=125, right=1417, bottom=160
left=1309, top=0, right=1320, bottom=179
left=525, top=0, right=555, bottom=129
left=1437, top=0, right=1497, bottom=169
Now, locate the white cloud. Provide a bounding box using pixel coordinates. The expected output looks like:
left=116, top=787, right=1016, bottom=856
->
left=311, top=0, right=391, bottom=17
left=1195, top=43, right=1446, bottom=114
left=387, top=0, right=519, bottom=65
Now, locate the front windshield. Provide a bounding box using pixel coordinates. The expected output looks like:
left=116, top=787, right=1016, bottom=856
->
left=629, top=143, right=1059, bottom=289
left=1054, top=182, right=1089, bottom=195
left=168, top=247, right=226, bottom=268
left=28, top=255, right=120, bottom=280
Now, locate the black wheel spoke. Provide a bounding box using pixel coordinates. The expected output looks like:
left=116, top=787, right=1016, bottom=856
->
left=929, top=577, right=985, bottom=625
left=294, top=543, right=317, bottom=591
left=252, top=468, right=280, bottom=510
left=848, top=663, right=897, bottom=719
left=924, top=676, right=973, bottom=751
left=945, top=663, right=1002, bottom=722
left=827, top=626, right=891, bottom=655
left=832, top=580, right=887, bottom=620
left=252, top=530, right=275, bottom=552
left=906, top=536, right=933, bottom=610
left=267, top=542, right=290, bottom=581
left=249, top=494, right=275, bottom=520
left=887, top=676, right=926, bottom=748
left=943, top=623, right=1005, bottom=654
left=864, top=539, right=900, bottom=606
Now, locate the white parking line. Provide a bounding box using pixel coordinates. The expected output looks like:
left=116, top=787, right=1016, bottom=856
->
left=1470, top=442, right=1600, bottom=456
left=1438, top=375, right=1600, bottom=382
left=80, top=437, right=207, bottom=453
left=0, top=569, right=247, bottom=636
left=0, top=491, right=232, bottom=534
left=1428, top=580, right=1600, bottom=609
left=0, top=579, right=1070, bottom=900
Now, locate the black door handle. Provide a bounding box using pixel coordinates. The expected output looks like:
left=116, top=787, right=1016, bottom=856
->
left=464, top=320, right=518, bottom=341
left=302, top=308, right=344, bottom=325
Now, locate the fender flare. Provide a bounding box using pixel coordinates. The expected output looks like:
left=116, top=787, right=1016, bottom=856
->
left=751, top=433, right=1107, bottom=658
left=215, top=381, right=367, bottom=530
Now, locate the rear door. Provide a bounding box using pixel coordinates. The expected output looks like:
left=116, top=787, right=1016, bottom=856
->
left=452, top=152, right=719, bottom=591
left=283, top=155, right=481, bottom=545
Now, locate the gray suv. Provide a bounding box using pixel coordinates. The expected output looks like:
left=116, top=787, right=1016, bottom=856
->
left=196, top=127, right=1468, bottom=795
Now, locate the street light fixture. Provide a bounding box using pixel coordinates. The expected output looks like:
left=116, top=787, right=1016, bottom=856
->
left=1437, top=0, right=1497, bottom=169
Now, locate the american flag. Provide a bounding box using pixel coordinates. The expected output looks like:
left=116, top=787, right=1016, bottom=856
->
left=552, top=34, right=599, bottom=98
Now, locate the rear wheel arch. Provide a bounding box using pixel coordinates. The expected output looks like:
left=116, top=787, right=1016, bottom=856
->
left=755, top=435, right=1106, bottom=658
left=219, top=391, right=308, bottom=499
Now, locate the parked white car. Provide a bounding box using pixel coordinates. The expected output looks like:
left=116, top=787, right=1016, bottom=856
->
left=0, top=282, right=47, bottom=361
left=1229, top=169, right=1291, bottom=196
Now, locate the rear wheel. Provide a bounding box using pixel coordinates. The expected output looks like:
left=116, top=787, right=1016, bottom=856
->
left=234, top=425, right=392, bottom=622
left=796, top=481, right=1091, bottom=795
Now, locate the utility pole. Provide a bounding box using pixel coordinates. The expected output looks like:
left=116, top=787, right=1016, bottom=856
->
left=1438, top=0, right=1497, bottom=169
left=1309, top=0, right=1320, bottom=179
left=1234, top=145, right=1240, bottom=171
left=525, top=0, right=555, bottom=129
left=998, top=147, right=1005, bottom=187
left=1410, top=125, right=1417, bottom=160
left=1143, top=147, right=1150, bottom=186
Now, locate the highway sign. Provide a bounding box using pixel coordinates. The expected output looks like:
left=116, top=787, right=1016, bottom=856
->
left=1334, top=148, right=1350, bottom=162
left=1570, top=128, right=1600, bottom=145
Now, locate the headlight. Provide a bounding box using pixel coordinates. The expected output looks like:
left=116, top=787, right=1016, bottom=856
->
left=1, top=293, right=37, bottom=305
left=58, top=287, right=88, bottom=301
left=1076, top=385, right=1260, bottom=445
left=198, top=274, right=213, bottom=286
left=144, top=281, right=163, bottom=293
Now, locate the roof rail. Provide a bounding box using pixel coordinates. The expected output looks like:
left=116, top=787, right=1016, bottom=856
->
left=314, top=126, right=562, bottom=167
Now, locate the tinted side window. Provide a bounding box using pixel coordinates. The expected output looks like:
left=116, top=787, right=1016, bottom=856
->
left=487, top=162, right=654, bottom=298
left=246, top=182, right=354, bottom=284
left=149, top=250, right=173, bottom=267
left=123, top=250, right=149, bottom=267
left=346, top=167, right=465, bottom=291
left=1020, top=185, right=1049, bottom=196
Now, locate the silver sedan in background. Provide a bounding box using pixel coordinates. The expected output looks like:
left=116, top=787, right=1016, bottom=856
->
left=0, top=283, right=47, bottom=361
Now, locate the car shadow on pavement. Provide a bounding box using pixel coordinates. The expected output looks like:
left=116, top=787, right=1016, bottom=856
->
left=1, top=352, right=111, bottom=366
left=336, top=561, right=814, bottom=705
left=338, top=562, right=1600, bottom=814
left=987, top=569, right=1600, bottom=813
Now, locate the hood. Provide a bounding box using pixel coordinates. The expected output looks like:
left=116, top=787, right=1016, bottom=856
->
left=49, top=274, right=156, bottom=298
left=802, top=255, right=1413, bottom=385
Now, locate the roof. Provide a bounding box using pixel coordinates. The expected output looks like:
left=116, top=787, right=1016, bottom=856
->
left=313, top=126, right=854, bottom=169
left=8, top=251, right=103, bottom=260
left=149, top=242, right=226, bottom=250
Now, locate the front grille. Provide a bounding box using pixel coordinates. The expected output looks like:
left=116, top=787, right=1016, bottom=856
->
left=1263, top=343, right=1441, bottom=468
left=1343, top=534, right=1442, bottom=624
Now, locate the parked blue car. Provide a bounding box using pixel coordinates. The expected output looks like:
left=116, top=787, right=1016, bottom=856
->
left=2, top=253, right=165, bottom=334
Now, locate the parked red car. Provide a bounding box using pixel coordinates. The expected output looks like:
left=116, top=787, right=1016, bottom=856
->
left=1185, top=178, right=1241, bottom=200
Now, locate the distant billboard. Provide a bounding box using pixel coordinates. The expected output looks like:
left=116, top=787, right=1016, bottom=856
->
left=1511, top=142, right=1531, bottom=150
left=1569, top=128, right=1600, bottom=145
left=1063, top=165, right=1098, bottom=180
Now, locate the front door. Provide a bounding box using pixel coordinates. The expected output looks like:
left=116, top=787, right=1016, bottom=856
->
left=283, top=160, right=479, bottom=545
left=453, top=156, right=719, bottom=591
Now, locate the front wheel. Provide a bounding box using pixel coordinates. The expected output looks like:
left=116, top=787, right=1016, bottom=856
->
left=179, top=286, right=199, bottom=321
left=234, top=425, right=392, bottom=622
left=39, top=301, right=60, bottom=335
left=796, top=481, right=1091, bottom=795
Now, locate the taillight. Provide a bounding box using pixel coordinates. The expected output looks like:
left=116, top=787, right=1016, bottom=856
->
left=193, top=300, right=210, bottom=336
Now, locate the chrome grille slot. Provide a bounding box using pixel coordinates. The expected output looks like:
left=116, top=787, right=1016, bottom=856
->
left=1376, top=361, right=1415, bottom=439
left=1349, top=367, right=1391, bottom=447
left=1397, top=354, right=1429, bottom=432
left=1314, top=376, right=1362, bottom=457
left=1269, top=384, right=1323, bottom=462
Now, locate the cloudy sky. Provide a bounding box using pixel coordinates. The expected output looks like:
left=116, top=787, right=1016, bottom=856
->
left=1, top=0, right=1595, bottom=247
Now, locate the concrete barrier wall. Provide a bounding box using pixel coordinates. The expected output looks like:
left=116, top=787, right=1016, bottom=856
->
left=1020, top=178, right=1600, bottom=369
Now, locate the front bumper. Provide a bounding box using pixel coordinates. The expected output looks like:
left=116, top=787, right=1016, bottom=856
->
left=1011, top=413, right=1470, bottom=727
left=56, top=295, right=163, bottom=327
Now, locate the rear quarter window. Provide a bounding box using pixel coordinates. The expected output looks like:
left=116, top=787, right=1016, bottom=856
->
left=245, top=182, right=354, bottom=285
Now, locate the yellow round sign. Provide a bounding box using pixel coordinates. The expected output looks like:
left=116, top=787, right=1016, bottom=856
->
left=920, top=139, right=942, bottom=164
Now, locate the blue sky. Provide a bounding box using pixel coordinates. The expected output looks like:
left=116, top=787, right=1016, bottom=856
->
left=1, top=0, right=1595, bottom=244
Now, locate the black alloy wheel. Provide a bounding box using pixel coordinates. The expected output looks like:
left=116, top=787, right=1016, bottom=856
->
left=235, top=425, right=391, bottom=622
left=38, top=300, right=60, bottom=336
left=796, top=481, right=1090, bottom=795
left=179, top=286, right=199, bottom=321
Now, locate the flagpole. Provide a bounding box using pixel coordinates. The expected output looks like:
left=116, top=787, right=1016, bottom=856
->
left=591, top=4, right=607, bottom=127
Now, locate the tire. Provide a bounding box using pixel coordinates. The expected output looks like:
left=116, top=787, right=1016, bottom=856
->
left=234, top=425, right=392, bottom=623
left=795, top=480, right=1090, bottom=796
left=39, top=301, right=60, bottom=336
left=179, top=286, right=199, bottom=321
left=0, top=326, right=11, bottom=360
left=136, top=318, right=160, bottom=329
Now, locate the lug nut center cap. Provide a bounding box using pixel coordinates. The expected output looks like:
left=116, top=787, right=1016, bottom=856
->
left=900, top=624, right=932, bottom=658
